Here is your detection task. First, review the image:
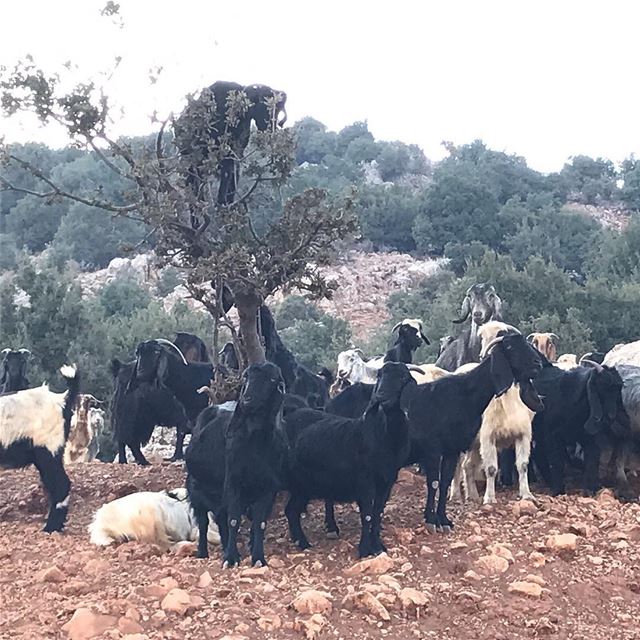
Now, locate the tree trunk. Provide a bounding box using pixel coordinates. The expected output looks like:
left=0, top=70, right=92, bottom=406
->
left=235, top=290, right=265, bottom=364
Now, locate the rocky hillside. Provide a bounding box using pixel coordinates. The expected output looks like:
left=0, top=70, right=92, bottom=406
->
left=77, top=251, right=445, bottom=342
left=2, top=461, right=639, bottom=639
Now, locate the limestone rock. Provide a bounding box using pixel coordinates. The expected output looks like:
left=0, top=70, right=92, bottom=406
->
left=545, top=533, right=578, bottom=553
left=344, top=552, right=394, bottom=575
left=61, top=608, right=118, bottom=640
left=475, top=554, right=509, bottom=575
left=508, top=581, right=543, bottom=598
left=160, top=588, right=198, bottom=615
left=36, top=565, right=66, bottom=583
left=291, top=590, right=333, bottom=615
left=342, top=591, right=391, bottom=621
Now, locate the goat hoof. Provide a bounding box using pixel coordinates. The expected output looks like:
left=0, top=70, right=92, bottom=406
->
left=326, top=531, right=339, bottom=540
left=252, top=559, right=264, bottom=568
left=441, top=525, right=453, bottom=534
left=425, top=523, right=437, bottom=534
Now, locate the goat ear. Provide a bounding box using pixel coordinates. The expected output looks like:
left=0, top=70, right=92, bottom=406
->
left=126, top=360, right=139, bottom=392
left=155, top=352, right=170, bottom=388
left=492, top=295, right=503, bottom=321
left=489, top=345, right=514, bottom=397
left=420, top=331, right=430, bottom=345
left=584, top=372, right=604, bottom=434
left=519, top=381, right=544, bottom=412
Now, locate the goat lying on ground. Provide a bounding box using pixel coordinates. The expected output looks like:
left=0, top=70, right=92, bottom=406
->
left=0, top=365, right=79, bottom=532
left=285, top=362, right=415, bottom=557
left=88, top=488, right=220, bottom=549
left=186, top=362, right=287, bottom=566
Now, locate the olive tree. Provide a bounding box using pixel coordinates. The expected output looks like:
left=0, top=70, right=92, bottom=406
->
left=0, top=59, right=357, bottom=368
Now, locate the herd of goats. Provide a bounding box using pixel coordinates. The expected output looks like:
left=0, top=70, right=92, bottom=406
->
left=2, top=282, right=640, bottom=568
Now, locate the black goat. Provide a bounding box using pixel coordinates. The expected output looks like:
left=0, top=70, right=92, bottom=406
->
left=173, top=332, right=211, bottom=363
left=284, top=362, right=415, bottom=557
left=110, top=359, right=189, bottom=464
left=219, top=342, right=240, bottom=371
left=384, top=319, right=430, bottom=363
left=531, top=357, right=628, bottom=496
left=186, top=362, right=287, bottom=567
left=129, top=338, right=213, bottom=425
left=436, top=283, right=503, bottom=371
left=408, top=331, right=543, bottom=532
left=325, top=382, right=375, bottom=419
left=1, top=348, right=31, bottom=393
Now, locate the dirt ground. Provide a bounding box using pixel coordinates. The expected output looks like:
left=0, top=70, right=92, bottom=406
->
left=1, top=460, right=640, bottom=640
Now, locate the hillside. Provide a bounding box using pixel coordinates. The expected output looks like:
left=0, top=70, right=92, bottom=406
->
left=2, top=461, right=640, bottom=640
left=76, top=250, right=445, bottom=342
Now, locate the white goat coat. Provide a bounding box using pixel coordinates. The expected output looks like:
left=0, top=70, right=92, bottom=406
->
left=0, top=383, right=70, bottom=454
left=88, top=489, right=220, bottom=549
left=604, top=340, right=640, bottom=367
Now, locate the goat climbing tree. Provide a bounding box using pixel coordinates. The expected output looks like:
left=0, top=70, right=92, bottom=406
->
left=0, top=60, right=357, bottom=366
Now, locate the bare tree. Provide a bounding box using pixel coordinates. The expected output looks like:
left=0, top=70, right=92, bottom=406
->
left=0, top=59, right=358, bottom=366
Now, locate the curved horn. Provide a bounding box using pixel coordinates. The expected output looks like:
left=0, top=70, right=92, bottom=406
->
left=549, top=333, right=560, bottom=341
left=481, top=335, right=505, bottom=359
left=526, top=333, right=537, bottom=342
left=391, top=322, right=402, bottom=333
left=18, top=348, right=31, bottom=356
left=581, top=359, right=603, bottom=372
left=154, top=339, right=188, bottom=365
left=407, top=365, right=426, bottom=374
left=453, top=296, right=471, bottom=324
left=353, top=348, right=365, bottom=357
left=277, top=105, right=287, bottom=127
left=1, top=348, right=11, bottom=356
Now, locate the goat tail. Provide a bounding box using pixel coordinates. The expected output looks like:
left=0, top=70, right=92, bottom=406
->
left=60, top=364, right=80, bottom=441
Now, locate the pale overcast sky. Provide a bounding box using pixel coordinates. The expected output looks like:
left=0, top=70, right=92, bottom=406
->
left=1, top=0, right=638, bottom=173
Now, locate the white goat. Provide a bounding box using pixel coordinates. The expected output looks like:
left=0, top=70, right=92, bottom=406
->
left=88, top=487, right=220, bottom=549
left=556, top=353, right=578, bottom=370
left=335, top=348, right=384, bottom=384
left=603, top=340, right=640, bottom=367
left=452, top=322, right=538, bottom=504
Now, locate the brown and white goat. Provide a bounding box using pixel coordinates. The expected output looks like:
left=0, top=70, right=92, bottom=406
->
left=527, top=332, right=559, bottom=362
left=64, top=394, right=104, bottom=464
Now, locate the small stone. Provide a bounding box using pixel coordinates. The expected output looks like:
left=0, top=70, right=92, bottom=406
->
left=161, top=588, right=194, bottom=615
left=83, top=558, right=110, bottom=576
left=457, top=590, right=482, bottom=602
left=467, top=535, right=485, bottom=545
left=36, top=566, right=66, bottom=583
left=342, top=591, right=391, bottom=621
left=291, top=590, right=332, bottom=615
left=588, top=555, right=604, bottom=566
left=475, top=554, right=509, bottom=575
left=269, top=557, right=285, bottom=568
left=378, top=575, right=401, bottom=592
left=449, top=542, right=468, bottom=552
left=234, top=623, right=251, bottom=634
left=399, top=587, right=429, bottom=612
left=240, top=566, right=270, bottom=577
left=464, top=570, right=482, bottom=581
left=61, top=608, right=118, bottom=640
left=124, top=608, right=140, bottom=622
left=197, top=571, right=213, bottom=588
left=487, top=544, right=514, bottom=564
left=118, top=617, right=144, bottom=635
left=569, top=522, right=596, bottom=538
left=344, top=552, right=394, bottom=575
left=523, top=574, right=546, bottom=586
left=545, top=533, right=578, bottom=553
left=419, top=545, right=433, bottom=556
left=171, top=541, right=196, bottom=557
left=508, top=581, right=543, bottom=598
left=257, top=615, right=282, bottom=631
left=400, top=562, right=413, bottom=573
left=300, top=614, right=327, bottom=640
left=122, top=635, right=148, bottom=640
left=512, top=500, right=538, bottom=517
left=529, top=551, right=546, bottom=567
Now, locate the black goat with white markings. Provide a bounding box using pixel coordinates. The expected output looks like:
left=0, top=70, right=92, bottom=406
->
left=408, top=330, right=543, bottom=532
left=0, top=365, right=79, bottom=532
left=284, top=362, right=415, bottom=557
left=186, top=362, right=287, bottom=567
left=384, top=319, right=430, bottom=363
left=1, top=348, right=31, bottom=393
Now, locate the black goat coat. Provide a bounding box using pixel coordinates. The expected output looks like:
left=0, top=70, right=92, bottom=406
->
left=325, top=383, right=375, bottom=418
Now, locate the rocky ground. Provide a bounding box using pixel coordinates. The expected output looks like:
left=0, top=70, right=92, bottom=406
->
left=1, top=461, right=640, bottom=640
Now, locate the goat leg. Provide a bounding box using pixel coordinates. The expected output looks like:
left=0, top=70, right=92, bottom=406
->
left=581, top=440, right=601, bottom=496
left=515, top=436, right=536, bottom=502
left=435, top=453, right=458, bottom=532
left=356, top=490, right=376, bottom=558
left=421, top=452, right=441, bottom=533
left=480, top=437, right=498, bottom=505
left=34, top=450, right=71, bottom=533
left=284, top=494, right=311, bottom=550
left=248, top=494, right=275, bottom=567
left=323, top=500, right=339, bottom=538
left=117, top=441, right=127, bottom=464
left=129, top=442, right=150, bottom=466
left=370, top=487, right=391, bottom=554
left=223, top=502, right=243, bottom=568
left=167, top=428, right=186, bottom=462
left=194, top=508, right=210, bottom=558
